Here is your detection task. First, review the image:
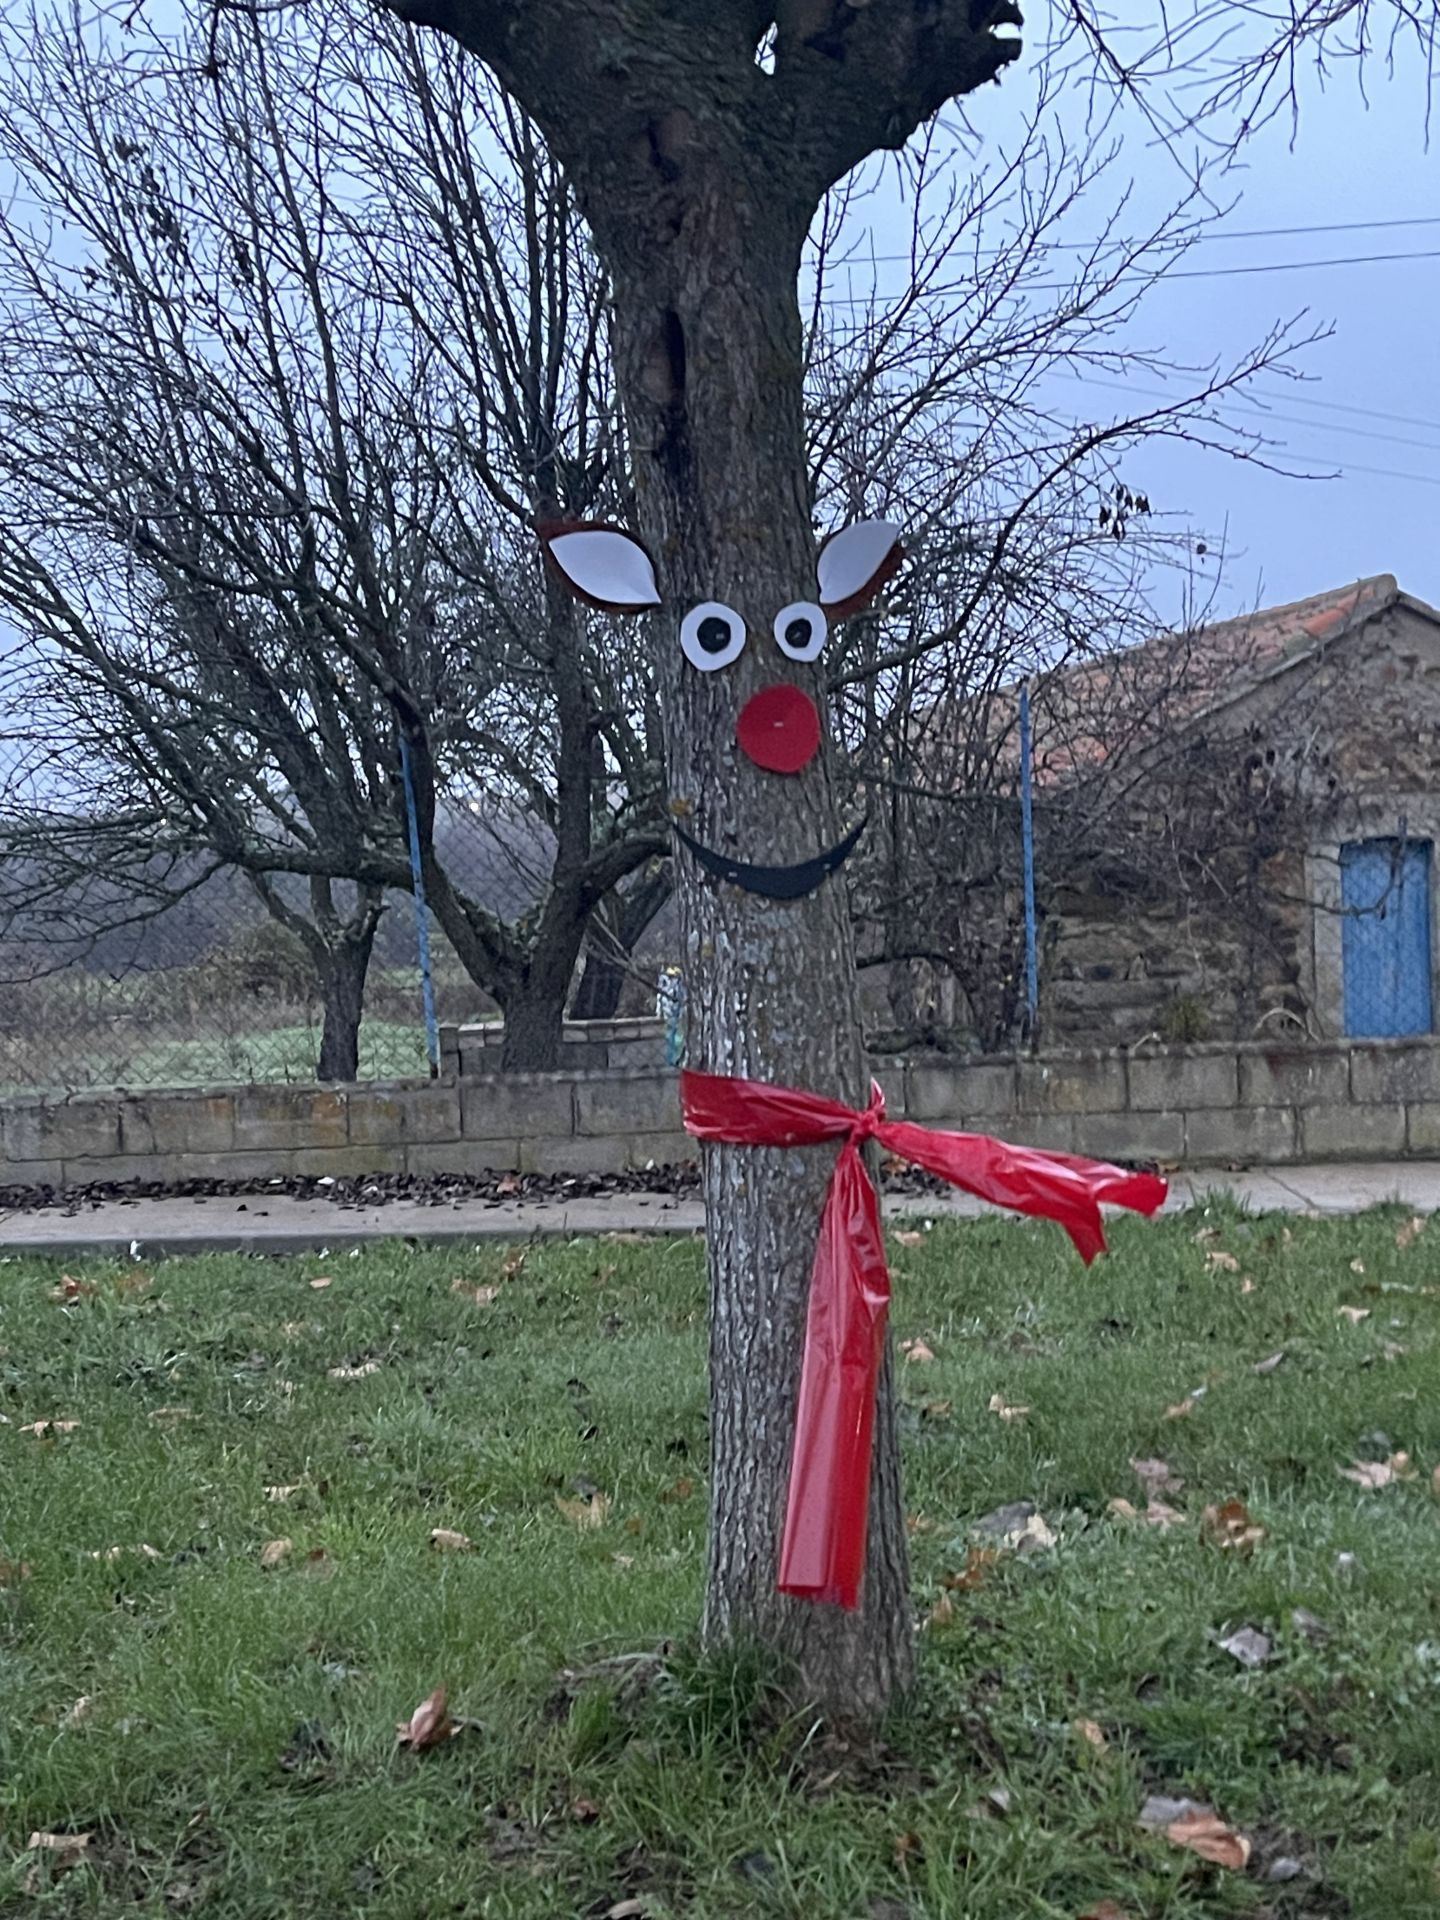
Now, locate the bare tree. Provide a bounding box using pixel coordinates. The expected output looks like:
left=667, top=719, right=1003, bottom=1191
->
left=0, top=3, right=667, bottom=1073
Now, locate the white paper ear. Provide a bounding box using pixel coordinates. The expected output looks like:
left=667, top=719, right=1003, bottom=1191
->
left=539, top=522, right=662, bottom=613
left=815, top=519, right=903, bottom=619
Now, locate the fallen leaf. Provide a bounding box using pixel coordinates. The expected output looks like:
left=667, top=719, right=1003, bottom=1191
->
left=307, top=1276, right=334, bottom=1290
left=49, top=1275, right=97, bottom=1301
left=496, top=1174, right=522, bottom=1196
left=450, top=1279, right=499, bottom=1305
left=905, top=1512, right=934, bottom=1535
left=1109, top=1496, right=1186, bottom=1529
left=1007, top=1510, right=1057, bottom=1551
left=265, top=1484, right=301, bottom=1503
left=900, top=1339, right=936, bottom=1365
left=892, top=1829, right=924, bottom=1866
left=1072, top=1718, right=1108, bottom=1750
left=1350, top=1257, right=1367, bottom=1275
left=396, top=1686, right=457, bottom=1749
left=1139, top=1796, right=1251, bottom=1869
left=1077, top=1903, right=1133, bottom=1920
left=259, top=1538, right=293, bottom=1570
left=1339, top=1451, right=1414, bottom=1489
left=1202, top=1499, right=1266, bottom=1552
left=921, top=1398, right=953, bottom=1420
left=88, top=1543, right=162, bottom=1562
left=1336, top=1305, right=1370, bottom=1325
left=327, top=1360, right=381, bottom=1381
left=1130, top=1456, right=1183, bottom=1495
left=1218, top=1625, right=1273, bottom=1668
left=611, top=1553, right=635, bottom=1568
left=148, top=1406, right=194, bottom=1424
left=428, top=1528, right=473, bottom=1552
left=1377, top=1339, right=1408, bottom=1362
left=500, top=1248, right=528, bottom=1278
left=301, top=1547, right=332, bottom=1576
left=943, top=1546, right=997, bottom=1592
left=555, top=1492, right=610, bottom=1529
left=1291, top=1606, right=1330, bottom=1641
left=1205, top=1249, right=1240, bottom=1273
left=1253, top=1350, right=1287, bottom=1376
left=114, top=1270, right=152, bottom=1298
left=19, top=1419, right=80, bottom=1437
left=571, top=1797, right=602, bottom=1824
left=1432, top=1465, right=1440, bottom=1496
left=987, top=1392, right=1029, bottom=1422
left=60, top=1694, right=96, bottom=1729
left=1192, top=1226, right=1222, bottom=1244
left=926, top=1591, right=955, bottom=1628
left=1396, top=1215, right=1426, bottom=1250
left=659, top=1477, right=696, bottom=1502
left=21, top=1831, right=92, bottom=1894
left=604, top=1902, right=652, bottom=1920
left=1239, top=1277, right=1257, bottom=1295
left=0, top=1558, right=32, bottom=1585
left=894, top=1230, right=925, bottom=1248
left=1165, top=1396, right=1197, bottom=1419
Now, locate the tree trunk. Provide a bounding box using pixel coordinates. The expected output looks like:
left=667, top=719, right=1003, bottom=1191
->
left=314, top=926, right=375, bottom=1081
left=497, top=968, right=571, bottom=1071
left=569, top=944, right=626, bottom=1022
left=597, top=184, right=913, bottom=1716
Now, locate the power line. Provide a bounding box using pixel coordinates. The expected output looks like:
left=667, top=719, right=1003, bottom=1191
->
left=1049, top=413, right=1440, bottom=490
left=836, top=213, right=1440, bottom=267
left=814, top=246, right=1440, bottom=303
left=1056, top=372, right=1440, bottom=455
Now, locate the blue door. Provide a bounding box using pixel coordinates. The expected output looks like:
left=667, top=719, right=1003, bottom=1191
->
left=1340, top=838, right=1433, bottom=1037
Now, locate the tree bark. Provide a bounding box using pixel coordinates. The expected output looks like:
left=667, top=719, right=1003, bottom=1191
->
left=315, top=925, right=376, bottom=1081
left=595, top=179, right=913, bottom=1716
left=498, top=968, right=571, bottom=1070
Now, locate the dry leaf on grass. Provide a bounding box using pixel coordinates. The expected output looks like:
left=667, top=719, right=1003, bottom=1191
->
left=1339, top=1452, right=1414, bottom=1489
left=1165, top=1396, right=1198, bottom=1419
left=49, top=1275, right=97, bottom=1302
left=396, top=1686, right=456, bottom=1750
left=259, top=1538, right=293, bottom=1570
left=894, top=1229, right=925, bottom=1248
left=0, top=1558, right=32, bottom=1585
left=1108, top=1496, right=1182, bottom=1528
left=1006, top=1511, right=1057, bottom=1552
left=327, top=1360, right=381, bottom=1381
left=1201, top=1499, right=1266, bottom=1552
left=265, top=1484, right=301, bottom=1504
left=428, top=1528, right=473, bottom=1553
left=1336, top=1305, right=1370, bottom=1325
left=1139, top=1796, right=1251, bottom=1870
left=659, top=1477, right=696, bottom=1503
left=19, top=1419, right=80, bottom=1437
left=900, top=1338, right=936, bottom=1364
left=926, top=1591, right=955, bottom=1628
left=1130, top=1456, right=1184, bottom=1495
left=988, top=1393, right=1029, bottom=1422
left=1218, top=1625, right=1273, bottom=1668
left=60, top=1694, right=96, bottom=1730
left=905, top=1512, right=934, bottom=1536
left=555, top=1492, right=610, bottom=1529
left=1433, top=1465, right=1440, bottom=1496
left=88, top=1543, right=162, bottom=1563
left=307, top=1276, right=334, bottom=1290
left=1205, top=1249, right=1240, bottom=1273
left=1077, top=1903, right=1133, bottom=1919
left=921, top=1398, right=953, bottom=1420
left=943, top=1547, right=998, bottom=1592
left=1396, top=1215, right=1426, bottom=1250
left=450, top=1279, right=499, bottom=1305
left=22, top=1832, right=93, bottom=1894
left=1072, top=1718, right=1108, bottom=1750
left=1253, top=1350, right=1287, bottom=1376
left=1239, top=1277, right=1257, bottom=1295
left=1349, top=1258, right=1367, bottom=1275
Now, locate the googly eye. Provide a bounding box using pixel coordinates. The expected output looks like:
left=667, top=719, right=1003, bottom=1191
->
left=679, top=601, right=747, bottom=672
left=772, top=601, right=828, bottom=664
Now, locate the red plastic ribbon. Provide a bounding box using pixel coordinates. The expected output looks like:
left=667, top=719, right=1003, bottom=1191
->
left=681, top=1068, right=1167, bottom=1610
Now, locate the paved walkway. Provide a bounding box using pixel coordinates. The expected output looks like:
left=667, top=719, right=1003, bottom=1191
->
left=0, top=1161, right=1437, bottom=1257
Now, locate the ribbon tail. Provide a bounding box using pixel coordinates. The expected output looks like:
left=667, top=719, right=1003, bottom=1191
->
left=778, top=1142, right=892, bottom=1609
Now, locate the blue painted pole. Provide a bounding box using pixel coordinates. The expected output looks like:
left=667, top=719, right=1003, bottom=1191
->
left=1019, top=681, right=1040, bottom=1038
left=398, top=731, right=441, bottom=1075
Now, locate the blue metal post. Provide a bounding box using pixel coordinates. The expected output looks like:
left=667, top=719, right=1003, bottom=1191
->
left=398, top=731, right=441, bottom=1075
left=1019, top=682, right=1040, bottom=1038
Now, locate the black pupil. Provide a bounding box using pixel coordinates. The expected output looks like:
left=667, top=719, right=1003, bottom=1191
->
left=697, top=615, right=732, bottom=655
left=785, top=616, right=813, bottom=650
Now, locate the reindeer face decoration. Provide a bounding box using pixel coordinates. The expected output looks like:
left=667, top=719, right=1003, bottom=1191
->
left=539, top=518, right=902, bottom=900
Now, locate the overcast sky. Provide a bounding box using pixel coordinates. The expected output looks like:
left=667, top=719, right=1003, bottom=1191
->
left=847, top=39, right=1439, bottom=626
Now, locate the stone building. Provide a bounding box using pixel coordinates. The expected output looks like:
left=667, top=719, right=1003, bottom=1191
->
left=1041, top=575, right=1440, bottom=1046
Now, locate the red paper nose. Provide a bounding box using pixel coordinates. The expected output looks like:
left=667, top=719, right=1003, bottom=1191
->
left=736, top=683, right=821, bottom=774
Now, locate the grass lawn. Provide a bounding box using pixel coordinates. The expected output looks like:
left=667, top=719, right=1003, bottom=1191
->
left=2, top=1206, right=1439, bottom=1917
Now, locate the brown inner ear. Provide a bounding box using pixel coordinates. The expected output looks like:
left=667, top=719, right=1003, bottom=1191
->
left=536, top=517, right=662, bottom=615
left=818, top=535, right=904, bottom=622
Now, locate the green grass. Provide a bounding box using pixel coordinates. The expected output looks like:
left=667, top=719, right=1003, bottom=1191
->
left=2, top=1206, right=1439, bottom=1917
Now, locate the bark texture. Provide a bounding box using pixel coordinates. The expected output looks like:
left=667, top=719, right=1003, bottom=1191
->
left=390, top=0, right=1023, bottom=1717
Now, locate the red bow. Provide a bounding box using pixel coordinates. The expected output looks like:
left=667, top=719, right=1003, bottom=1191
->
left=681, top=1069, right=1167, bottom=1609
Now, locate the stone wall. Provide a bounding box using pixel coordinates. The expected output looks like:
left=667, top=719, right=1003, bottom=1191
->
left=441, top=1017, right=669, bottom=1075
left=5, top=1035, right=1440, bottom=1190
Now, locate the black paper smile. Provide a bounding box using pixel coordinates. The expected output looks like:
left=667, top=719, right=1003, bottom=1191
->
left=672, top=816, right=866, bottom=900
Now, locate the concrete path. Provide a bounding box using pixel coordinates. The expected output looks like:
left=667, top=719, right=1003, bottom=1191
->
left=0, top=1160, right=1437, bottom=1258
